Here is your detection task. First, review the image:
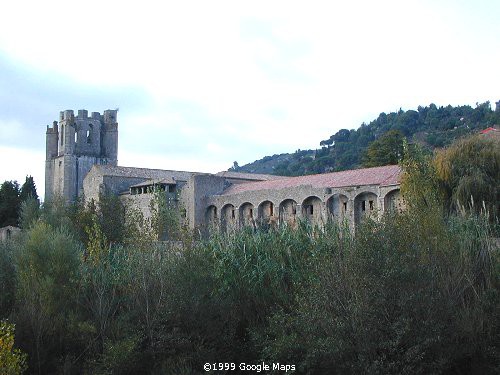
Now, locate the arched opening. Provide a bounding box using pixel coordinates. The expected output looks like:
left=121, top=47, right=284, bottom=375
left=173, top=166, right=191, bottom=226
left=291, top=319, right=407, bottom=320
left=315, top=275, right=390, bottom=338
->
left=354, top=192, right=378, bottom=225
left=302, top=196, right=323, bottom=226
left=326, top=194, right=349, bottom=222
left=221, top=204, right=236, bottom=232
left=384, top=189, right=404, bottom=213
left=279, top=199, right=297, bottom=227
left=258, top=200, right=275, bottom=227
left=239, top=202, right=255, bottom=228
left=86, top=124, right=93, bottom=144
left=206, top=205, right=218, bottom=228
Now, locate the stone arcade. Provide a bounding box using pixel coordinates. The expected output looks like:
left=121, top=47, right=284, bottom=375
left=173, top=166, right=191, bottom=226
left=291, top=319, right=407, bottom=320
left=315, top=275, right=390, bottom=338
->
left=45, top=109, right=403, bottom=236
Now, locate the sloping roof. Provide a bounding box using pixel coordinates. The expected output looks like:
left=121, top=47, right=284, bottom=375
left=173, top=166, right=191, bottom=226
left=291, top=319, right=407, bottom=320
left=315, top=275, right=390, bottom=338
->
left=215, top=171, right=285, bottom=181
left=480, top=126, right=500, bottom=140
left=129, top=178, right=177, bottom=188
left=221, top=165, right=401, bottom=196
left=90, top=165, right=196, bottom=180
left=480, top=127, right=498, bottom=134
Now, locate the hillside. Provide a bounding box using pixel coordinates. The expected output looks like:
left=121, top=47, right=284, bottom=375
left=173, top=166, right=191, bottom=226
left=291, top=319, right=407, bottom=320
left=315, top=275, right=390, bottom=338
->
left=232, top=101, right=500, bottom=176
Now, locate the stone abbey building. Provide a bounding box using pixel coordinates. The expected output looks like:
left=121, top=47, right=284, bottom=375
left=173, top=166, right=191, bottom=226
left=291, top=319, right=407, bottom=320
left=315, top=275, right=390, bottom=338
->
left=45, top=109, right=403, bottom=235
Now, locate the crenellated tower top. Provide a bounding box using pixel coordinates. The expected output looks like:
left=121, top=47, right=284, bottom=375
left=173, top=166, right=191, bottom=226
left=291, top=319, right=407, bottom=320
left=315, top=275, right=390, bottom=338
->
left=45, top=109, right=118, bottom=202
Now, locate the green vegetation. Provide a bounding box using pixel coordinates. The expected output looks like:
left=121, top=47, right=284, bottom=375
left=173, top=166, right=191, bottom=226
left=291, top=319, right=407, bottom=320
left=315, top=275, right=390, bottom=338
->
left=236, top=101, right=500, bottom=175
left=0, top=137, right=499, bottom=374
left=0, top=176, right=38, bottom=227
left=362, top=129, right=405, bottom=167
left=0, top=320, right=27, bottom=375
left=435, top=135, right=500, bottom=219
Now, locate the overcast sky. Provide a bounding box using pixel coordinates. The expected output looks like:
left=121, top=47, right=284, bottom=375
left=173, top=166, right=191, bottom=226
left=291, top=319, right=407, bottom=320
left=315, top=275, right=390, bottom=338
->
left=0, top=0, right=499, bottom=200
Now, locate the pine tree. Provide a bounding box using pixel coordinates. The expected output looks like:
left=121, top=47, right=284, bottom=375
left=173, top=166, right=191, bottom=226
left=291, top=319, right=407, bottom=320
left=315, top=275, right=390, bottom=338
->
left=0, top=181, right=20, bottom=227
left=19, top=175, right=38, bottom=202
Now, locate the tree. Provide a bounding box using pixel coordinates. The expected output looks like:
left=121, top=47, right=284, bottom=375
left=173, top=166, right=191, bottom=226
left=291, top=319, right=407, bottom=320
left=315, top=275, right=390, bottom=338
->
left=98, top=193, right=127, bottom=245
left=0, top=320, right=27, bottom=375
left=15, top=221, right=80, bottom=374
left=229, top=161, right=240, bottom=171
left=400, top=139, right=442, bottom=213
left=19, top=176, right=38, bottom=202
left=434, top=134, right=500, bottom=219
left=150, top=189, right=182, bottom=241
left=19, top=198, right=40, bottom=230
left=362, top=130, right=405, bottom=167
left=79, top=217, right=122, bottom=356
left=0, top=181, right=20, bottom=227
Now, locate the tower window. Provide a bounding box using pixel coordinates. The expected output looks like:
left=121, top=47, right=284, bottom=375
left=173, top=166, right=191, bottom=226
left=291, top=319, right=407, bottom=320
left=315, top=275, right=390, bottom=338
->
left=362, top=201, right=366, bottom=211
left=87, top=124, right=93, bottom=143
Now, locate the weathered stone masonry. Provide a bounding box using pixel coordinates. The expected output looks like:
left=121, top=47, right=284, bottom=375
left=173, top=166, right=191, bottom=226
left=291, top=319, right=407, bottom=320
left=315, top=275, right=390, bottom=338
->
left=45, top=109, right=403, bottom=237
left=45, top=109, right=118, bottom=202
left=203, top=166, right=403, bottom=233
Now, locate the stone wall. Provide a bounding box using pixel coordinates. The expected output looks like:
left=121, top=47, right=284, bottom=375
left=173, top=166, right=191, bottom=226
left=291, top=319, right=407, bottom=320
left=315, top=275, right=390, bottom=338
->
left=0, top=226, right=21, bottom=242
left=206, top=183, right=402, bottom=231
left=45, top=109, right=119, bottom=203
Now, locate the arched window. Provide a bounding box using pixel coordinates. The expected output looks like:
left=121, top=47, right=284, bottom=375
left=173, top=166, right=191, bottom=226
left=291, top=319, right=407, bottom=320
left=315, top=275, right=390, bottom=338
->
left=302, top=196, right=323, bottom=226
left=87, top=124, right=93, bottom=143
left=258, top=200, right=275, bottom=227
left=354, top=192, right=378, bottom=225
left=239, top=203, right=255, bottom=228
left=279, top=199, right=297, bottom=227
left=221, top=204, right=236, bottom=232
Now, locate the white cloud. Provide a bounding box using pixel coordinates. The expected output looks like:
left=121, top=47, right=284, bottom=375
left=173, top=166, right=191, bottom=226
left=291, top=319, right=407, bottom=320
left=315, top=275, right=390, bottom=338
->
left=0, top=146, right=45, bottom=199
left=0, top=0, right=499, bottom=184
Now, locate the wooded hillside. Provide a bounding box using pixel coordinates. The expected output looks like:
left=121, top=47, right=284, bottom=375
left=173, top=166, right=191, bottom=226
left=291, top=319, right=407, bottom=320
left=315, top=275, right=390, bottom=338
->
left=233, top=101, right=500, bottom=175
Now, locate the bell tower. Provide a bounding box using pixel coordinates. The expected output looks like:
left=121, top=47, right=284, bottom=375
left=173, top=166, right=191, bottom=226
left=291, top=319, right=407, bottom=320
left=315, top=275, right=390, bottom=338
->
left=44, top=109, right=118, bottom=202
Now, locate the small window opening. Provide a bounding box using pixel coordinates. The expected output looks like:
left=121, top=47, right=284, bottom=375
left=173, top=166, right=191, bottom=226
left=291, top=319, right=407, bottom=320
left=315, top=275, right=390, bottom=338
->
left=249, top=208, right=253, bottom=217
left=86, top=130, right=91, bottom=143
left=343, top=202, right=347, bottom=211
left=362, top=201, right=366, bottom=211
left=270, top=203, right=274, bottom=216
left=231, top=209, right=235, bottom=219
left=74, top=132, right=78, bottom=143
left=168, top=185, right=176, bottom=193
left=369, top=200, right=374, bottom=210
left=309, top=205, right=314, bottom=215
left=292, top=207, right=297, bottom=215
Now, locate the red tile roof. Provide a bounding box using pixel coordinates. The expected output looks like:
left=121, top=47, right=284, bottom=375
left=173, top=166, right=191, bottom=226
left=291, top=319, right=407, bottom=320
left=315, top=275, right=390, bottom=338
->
left=480, top=127, right=498, bottom=134
left=221, top=165, right=401, bottom=196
